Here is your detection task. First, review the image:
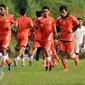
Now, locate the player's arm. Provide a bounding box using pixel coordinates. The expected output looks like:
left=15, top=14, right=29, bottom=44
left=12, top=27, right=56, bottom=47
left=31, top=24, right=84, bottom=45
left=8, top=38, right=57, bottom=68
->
left=53, top=26, right=58, bottom=39
left=28, top=18, right=33, bottom=31
left=33, top=19, right=41, bottom=29
left=72, top=24, right=80, bottom=32
left=82, top=35, right=85, bottom=48
left=8, top=15, right=15, bottom=30
left=71, top=16, right=80, bottom=32
left=55, top=18, right=61, bottom=38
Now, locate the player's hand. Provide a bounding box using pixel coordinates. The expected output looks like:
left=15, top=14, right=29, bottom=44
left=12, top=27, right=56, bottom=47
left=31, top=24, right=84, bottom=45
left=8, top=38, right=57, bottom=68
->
left=81, top=43, right=85, bottom=48
left=68, top=29, right=73, bottom=33
left=8, top=27, right=11, bottom=30
left=54, top=32, right=58, bottom=39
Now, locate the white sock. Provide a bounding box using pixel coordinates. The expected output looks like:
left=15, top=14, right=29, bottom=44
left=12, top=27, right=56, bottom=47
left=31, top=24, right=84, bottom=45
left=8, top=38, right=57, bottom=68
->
left=2, top=55, right=7, bottom=62
left=71, top=53, right=76, bottom=59
left=31, top=56, right=33, bottom=59
left=22, top=58, right=25, bottom=64
left=46, top=57, right=51, bottom=62
left=16, top=57, right=20, bottom=61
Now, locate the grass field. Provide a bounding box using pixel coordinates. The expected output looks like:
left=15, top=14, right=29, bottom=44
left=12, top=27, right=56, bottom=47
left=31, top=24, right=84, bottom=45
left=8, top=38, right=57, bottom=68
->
left=0, top=59, right=85, bottom=85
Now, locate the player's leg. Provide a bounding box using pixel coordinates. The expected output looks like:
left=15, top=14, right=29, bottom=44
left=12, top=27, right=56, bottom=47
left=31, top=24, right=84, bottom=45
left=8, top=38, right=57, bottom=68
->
left=51, top=42, right=60, bottom=62
left=60, top=51, right=68, bottom=71
left=21, top=48, right=26, bottom=66
left=29, top=47, right=37, bottom=66
left=50, top=50, right=57, bottom=66
left=59, top=41, right=68, bottom=71
left=42, top=51, right=46, bottom=67
left=2, top=36, right=11, bottom=71
left=29, top=41, right=41, bottom=65
left=44, top=40, right=53, bottom=71
left=35, top=47, right=42, bottom=61
left=67, top=42, right=79, bottom=66
left=14, top=34, right=28, bottom=66
left=14, top=46, right=25, bottom=66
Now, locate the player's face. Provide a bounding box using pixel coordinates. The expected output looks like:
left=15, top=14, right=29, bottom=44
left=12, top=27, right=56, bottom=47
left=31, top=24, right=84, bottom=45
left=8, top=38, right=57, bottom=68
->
left=78, top=20, right=83, bottom=26
left=43, top=9, right=49, bottom=17
left=0, top=7, right=3, bottom=16
left=60, top=9, right=67, bottom=17
left=0, top=7, right=6, bottom=16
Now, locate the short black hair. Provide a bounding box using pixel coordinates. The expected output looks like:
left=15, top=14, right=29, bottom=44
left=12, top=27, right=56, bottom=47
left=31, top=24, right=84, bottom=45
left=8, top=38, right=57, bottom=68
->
left=0, top=4, right=6, bottom=10
left=36, top=11, right=42, bottom=17
left=42, top=6, right=50, bottom=10
left=59, top=5, right=67, bottom=12
left=20, top=8, right=26, bottom=15
left=77, top=18, right=83, bottom=21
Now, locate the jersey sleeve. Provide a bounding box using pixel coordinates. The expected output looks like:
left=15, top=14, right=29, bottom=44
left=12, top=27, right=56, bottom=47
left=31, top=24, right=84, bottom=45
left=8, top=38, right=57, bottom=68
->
left=56, top=18, right=60, bottom=27
left=28, top=18, right=33, bottom=28
left=71, top=16, right=79, bottom=26
left=33, top=19, right=39, bottom=27
left=52, top=19, right=56, bottom=29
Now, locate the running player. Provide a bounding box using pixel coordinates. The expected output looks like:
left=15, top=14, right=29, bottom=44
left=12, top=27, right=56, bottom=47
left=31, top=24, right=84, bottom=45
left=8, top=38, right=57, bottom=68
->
left=34, top=6, right=57, bottom=71
left=29, top=11, right=42, bottom=65
left=0, top=4, right=14, bottom=70
left=14, top=8, right=33, bottom=66
left=56, top=5, right=79, bottom=71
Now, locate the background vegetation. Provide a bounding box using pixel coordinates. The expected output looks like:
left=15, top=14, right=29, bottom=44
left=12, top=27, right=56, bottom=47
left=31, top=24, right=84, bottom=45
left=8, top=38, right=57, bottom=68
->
left=0, top=0, right=85, bottom=20
left=0, top=0, right=85, bottom=58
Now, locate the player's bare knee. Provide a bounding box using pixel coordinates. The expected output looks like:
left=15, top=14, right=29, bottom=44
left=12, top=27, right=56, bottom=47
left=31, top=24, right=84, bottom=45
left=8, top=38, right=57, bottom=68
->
left=2, top=48, right=7, bottom=56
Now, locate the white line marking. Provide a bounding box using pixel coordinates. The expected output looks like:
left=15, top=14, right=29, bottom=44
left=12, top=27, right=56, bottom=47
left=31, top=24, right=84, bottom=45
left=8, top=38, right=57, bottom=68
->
left=0, top=71, right=4, bottom=81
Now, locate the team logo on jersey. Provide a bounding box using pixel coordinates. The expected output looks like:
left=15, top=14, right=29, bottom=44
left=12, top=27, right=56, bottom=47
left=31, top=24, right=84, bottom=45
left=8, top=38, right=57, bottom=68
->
left=5, top=19, right=9, bottom=22
left=66, top=20, right=70, bottom=23
left=49, top=21, right=52, bottom=24
left=62, top=21, right=66, bottom=25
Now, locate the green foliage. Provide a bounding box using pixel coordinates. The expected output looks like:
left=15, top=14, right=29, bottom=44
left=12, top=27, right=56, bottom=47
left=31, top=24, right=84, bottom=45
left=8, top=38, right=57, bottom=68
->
left=0, top=0, right=85, bottom=20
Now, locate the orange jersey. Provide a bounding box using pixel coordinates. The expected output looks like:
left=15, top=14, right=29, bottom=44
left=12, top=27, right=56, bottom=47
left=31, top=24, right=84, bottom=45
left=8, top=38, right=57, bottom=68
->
left=0, top=14, right=14, bottom=40
left=34, top=16, right=56, bottom=41
left=56, top=15, right=79, bottom=41
left=15, top=16, right=33, bottom=33
left=33, top=19, right=41, bottom=40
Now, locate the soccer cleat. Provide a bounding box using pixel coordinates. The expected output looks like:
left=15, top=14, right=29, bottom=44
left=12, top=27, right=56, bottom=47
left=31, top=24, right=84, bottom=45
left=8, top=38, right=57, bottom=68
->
left=64, top=68, right=68, bottom=72
left=49, top=66, right=52, bottom=71
left=8, top=63, right=11, bottom=71
left=14, top=59, right=18, bottom=67
left=74, top=55, right=79, bottom=66
left=22, top=63, right=25, bottom=67
left=45, top=66, right=48, bottom=71
left=29, top=59, right=32, bottom=66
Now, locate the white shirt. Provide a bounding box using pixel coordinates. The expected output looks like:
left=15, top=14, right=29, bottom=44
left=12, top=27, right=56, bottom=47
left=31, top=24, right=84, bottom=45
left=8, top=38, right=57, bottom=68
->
left=75, top=26, right=85, bottom=45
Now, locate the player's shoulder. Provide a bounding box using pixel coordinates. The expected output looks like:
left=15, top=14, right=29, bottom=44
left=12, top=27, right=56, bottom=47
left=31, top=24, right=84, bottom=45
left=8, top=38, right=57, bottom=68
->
left=25, top=16, right=32, bottom=21
left=7, top=14, right=14, bottom=18
left=69, top=15, right=76, bottom=19
left=26, top=16, right=31, bottom=19
left=48, top=16, right=54, bottom=20
left=37, top=17, right=42, bottom=20
left=56, top=16, right=61, bottom=20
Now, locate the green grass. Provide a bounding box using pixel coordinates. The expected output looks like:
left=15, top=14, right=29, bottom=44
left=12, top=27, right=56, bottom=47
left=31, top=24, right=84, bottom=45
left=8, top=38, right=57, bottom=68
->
left=0, top=59, right=85, bottom=85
